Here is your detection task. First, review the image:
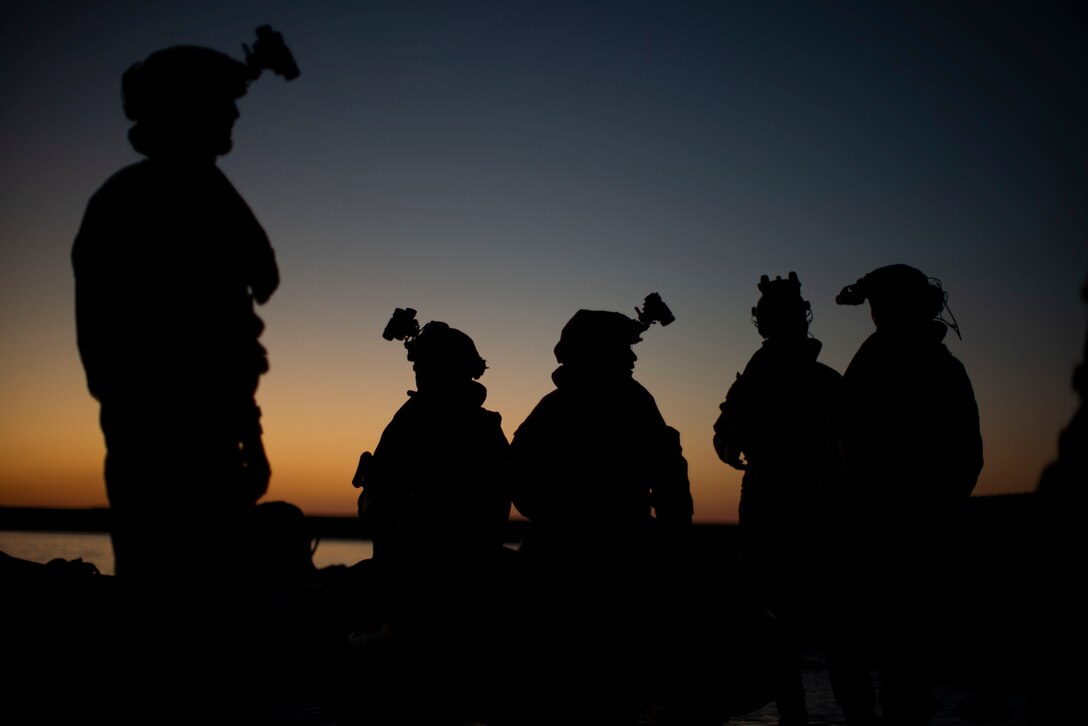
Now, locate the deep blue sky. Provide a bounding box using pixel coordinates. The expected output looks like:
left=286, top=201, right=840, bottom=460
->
left=2, top=1, right=1085, bottom=520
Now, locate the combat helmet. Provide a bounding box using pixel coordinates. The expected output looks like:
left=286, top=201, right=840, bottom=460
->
left=122, top=45, right=253, bottom=123
left=752, top=271, right=812, bottom=339
left=121, top=26, right=298, bottom=156
left=553, top=293, right=674, bottom=368
left=122, top=26, right=298, bottom=123
left=837, top=264, right=959, bottom=337
left=382, top=308, right=487, bottom=381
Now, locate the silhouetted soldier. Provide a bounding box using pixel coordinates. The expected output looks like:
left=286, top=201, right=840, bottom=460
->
left=71, top=30, right=298, bottom=723
left=824, top=264, right=983, bottom=726
left=72, top=30, right=297, bottom=584
left=713, top=272, right=842, bottom=726
left=347, top=308, right=512, bottom=725
left=509, top=294, right=694, bottom=723
left=1028, top=273, right=1087, bottom=726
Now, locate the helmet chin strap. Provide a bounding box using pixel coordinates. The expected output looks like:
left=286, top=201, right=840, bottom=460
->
left=940, top=299, right=963, bottom=341
left=928, top=277, right=962, bottom=341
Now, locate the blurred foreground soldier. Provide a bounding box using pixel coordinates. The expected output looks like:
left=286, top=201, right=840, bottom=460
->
left=825, top=264, right=983, bottom=726
left=510, top=293, right=694, bottom=723
left=713, top=272, right=842, bottom=726
left=1029, top=273, right=1087, bottom=725
left=347, top=308, right=512, bottom=725
left=70, top=27, right=300, bottom=723
left=72, top=30, right=297, bottom=584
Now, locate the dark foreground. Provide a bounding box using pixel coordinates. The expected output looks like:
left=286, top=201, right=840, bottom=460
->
left=0, top=494, right=1065, bottom=725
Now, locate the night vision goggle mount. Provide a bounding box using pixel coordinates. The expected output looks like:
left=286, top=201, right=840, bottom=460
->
left=634, top=292, right=675, bottom=332
left=243, top=25, right=300, bottom=82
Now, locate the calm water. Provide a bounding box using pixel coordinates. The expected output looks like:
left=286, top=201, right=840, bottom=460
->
left=0, top=530, right=373, bottom=575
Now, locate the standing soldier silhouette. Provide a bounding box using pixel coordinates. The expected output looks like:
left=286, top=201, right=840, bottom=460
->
left=1030, top=273, right=1087, bottom=726
left=70, top=27, right=300, bottom=723
left=72, top=29, right=298, bottom=584
left=825, top=264, right=983, bottom=726
left=510, top=294, right=694, bottom=724
left=713, top=271, right=842, bottom=726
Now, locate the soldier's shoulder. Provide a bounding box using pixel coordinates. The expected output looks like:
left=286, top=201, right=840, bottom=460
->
left=87, top=161, right=154, bottom=202
left=479, top=406, right=505, bottom=427
left=813, top=360, right=844, bottom=381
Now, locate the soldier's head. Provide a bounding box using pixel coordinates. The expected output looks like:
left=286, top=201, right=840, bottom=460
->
left=752, top=271, right=812, bottom=340
left=406, top=322, right=487, bottom=388
left=122, top=45, right=253, bottom=159
left=553, top=309, right=644, bottom=373
left=837, top=264, right=948, bottom=332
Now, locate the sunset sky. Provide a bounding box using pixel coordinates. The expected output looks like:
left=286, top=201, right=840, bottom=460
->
left=2, top=1, right=1085, bottom=523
